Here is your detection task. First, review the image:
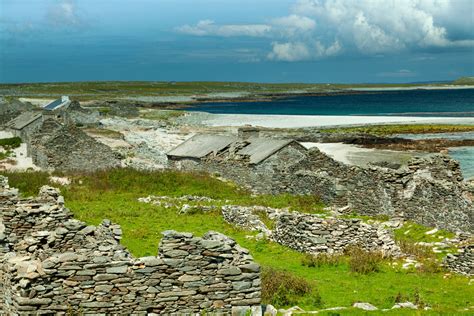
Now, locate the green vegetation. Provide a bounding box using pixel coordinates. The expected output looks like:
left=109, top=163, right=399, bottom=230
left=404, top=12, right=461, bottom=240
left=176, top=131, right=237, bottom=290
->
left=0, top=137, right=22, bottom=150
left=1, top=169, right=472, bottom=313
left=0, top=137, right=22, bottom=161
left=139, top=109, right=186, bottom=122
left=0, top=81, right=461, bottom=101
left=321, top=124, right=474, bottom=136
left=453, top=76, right=474, bottom=85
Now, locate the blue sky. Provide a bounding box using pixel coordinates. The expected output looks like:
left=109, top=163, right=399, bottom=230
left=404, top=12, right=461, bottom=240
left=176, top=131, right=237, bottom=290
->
left=0, top=0, right=473, bottom=83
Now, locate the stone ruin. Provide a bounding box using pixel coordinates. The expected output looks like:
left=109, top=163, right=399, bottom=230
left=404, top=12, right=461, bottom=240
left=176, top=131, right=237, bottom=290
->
left=222, top=205, right=401, bottom=256
left=168, top=137, right=474, bottom=234
left=141, top=197, right=401, bottom=257
left=443, top=245, right=474, bottom=276
left=0, top=177, right=261, bottom=314
left=30, top=119, right=121, bottom=172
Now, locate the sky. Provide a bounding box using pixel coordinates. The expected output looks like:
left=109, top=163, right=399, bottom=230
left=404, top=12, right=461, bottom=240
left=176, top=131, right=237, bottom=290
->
left=0, top=0, right=473, bottom=83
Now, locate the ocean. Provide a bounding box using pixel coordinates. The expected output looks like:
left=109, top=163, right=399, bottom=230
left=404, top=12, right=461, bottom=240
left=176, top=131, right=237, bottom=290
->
left=185, top=88, right=474, bottom=116
left=187, top=88, right=474, bottom=179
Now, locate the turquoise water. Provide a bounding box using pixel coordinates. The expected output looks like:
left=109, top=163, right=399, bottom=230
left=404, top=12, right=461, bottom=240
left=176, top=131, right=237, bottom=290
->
left=187, top=88, right=474, bottom=116
left=449, top=147, right=474, bottom=180
left=397, top=133, right=474, bottom=180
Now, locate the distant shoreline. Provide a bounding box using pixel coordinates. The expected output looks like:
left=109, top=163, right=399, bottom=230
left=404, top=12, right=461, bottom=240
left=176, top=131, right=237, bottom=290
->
left=193, top=113, right=474, bottom=129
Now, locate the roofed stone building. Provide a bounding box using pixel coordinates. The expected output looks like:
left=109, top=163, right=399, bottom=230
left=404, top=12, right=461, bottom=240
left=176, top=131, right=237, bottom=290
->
left=167, top=134, right=308, bottom=169
left=5, top=111, right=43, bottom=142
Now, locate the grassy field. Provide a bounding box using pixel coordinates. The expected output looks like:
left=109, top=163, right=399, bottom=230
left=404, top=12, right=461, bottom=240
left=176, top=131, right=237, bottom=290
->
left=1, top=169, right=472, bottom=314
left=321, top=124, right=474, bottom=136
left=0, top=80, right=468, bottom=101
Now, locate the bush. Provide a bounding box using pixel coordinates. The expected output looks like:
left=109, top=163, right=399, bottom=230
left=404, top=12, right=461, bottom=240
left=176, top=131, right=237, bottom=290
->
left=301, top=253, right=344, bottom=267
left=396, top=239, right=434, bottom=260
left=0, top=137, right=21, bottom=149
left=261, top=268, right=321, bottom=307
left=346, top=246, right=384, bottom=274
left=394, top=289, right=428, bottom=309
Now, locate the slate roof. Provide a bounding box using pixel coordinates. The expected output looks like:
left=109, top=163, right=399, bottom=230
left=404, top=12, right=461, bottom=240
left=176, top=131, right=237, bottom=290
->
left=44, top=97, right=70, bottom=111
left=167, top=134, right=238, bottom=159
left=168, top=134, right=304, bottom=165
left=6, top=112, right=42, bottom=130
left=237, top=138, right=294, bottom=164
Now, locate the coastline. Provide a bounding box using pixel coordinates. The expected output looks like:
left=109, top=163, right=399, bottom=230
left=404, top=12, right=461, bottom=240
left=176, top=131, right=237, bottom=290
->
left=196, top=113, right=474, bottom=128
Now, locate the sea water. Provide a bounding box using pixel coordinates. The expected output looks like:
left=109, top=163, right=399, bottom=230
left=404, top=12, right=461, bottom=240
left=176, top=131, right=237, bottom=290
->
left=186, top=88, right=474, bottom=116
left=188, top=88, right=474, bottom=178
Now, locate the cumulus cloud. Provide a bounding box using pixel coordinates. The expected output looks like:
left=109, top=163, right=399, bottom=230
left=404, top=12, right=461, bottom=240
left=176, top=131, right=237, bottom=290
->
left=268, top=39, right=341, bottom=61
left=272, top=14, right=316, bottom=36
left=175, top=0, right=473, bottom=62
left=291, top=0, right=473, bottom=52
left=176, top=20, right=271, bottom=37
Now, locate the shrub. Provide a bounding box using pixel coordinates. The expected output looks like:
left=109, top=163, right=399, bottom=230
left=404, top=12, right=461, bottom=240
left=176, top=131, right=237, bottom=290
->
left=394, top=289, right=428, bottom=309
left=0, top=137, right=22, bottom=149
left=261, top=268, right=321, bottom=307
left=301, top=253, right=344, bottom=267
left=346, top=246, right=384, bottom=274
left=397, top=239, right=434, bottom=260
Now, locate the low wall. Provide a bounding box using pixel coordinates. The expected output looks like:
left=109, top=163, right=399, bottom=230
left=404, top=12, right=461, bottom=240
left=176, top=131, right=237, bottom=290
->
left=220, top=204, right=400, bottom=256
left=0, top=177, right=261, bottom=314
left=444, top=245, right=473, bottom=276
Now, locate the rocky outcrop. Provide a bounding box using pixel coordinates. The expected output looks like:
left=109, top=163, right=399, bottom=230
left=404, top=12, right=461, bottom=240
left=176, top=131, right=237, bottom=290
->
left=0, top=177, right=261, bottom=314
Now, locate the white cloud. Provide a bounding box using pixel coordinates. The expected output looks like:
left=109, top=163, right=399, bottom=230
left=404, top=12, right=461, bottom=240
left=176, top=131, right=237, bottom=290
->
left=272, top=14, right=316, bottom=36
left=176, top=20, right=271, bottom=37
left=175, top=0, right=473, bottom=62
left=291, top=0, right=473, bottom=52
left=268, top=39, right=341, bottom=61
left=268, top=42, right=310, bottom=61
left=46, top=0, right=83, bottom=27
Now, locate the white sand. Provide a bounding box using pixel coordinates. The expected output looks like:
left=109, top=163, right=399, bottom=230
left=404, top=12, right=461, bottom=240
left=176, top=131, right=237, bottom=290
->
left=301, top=142, right=371, bottom=164
left=201, top=114, right=474, bottom=128
left=0, top=143, right=40, bottom=171
left=0, top=131, right=14, bottom=139
left=301, top=142, right=419, bottom=167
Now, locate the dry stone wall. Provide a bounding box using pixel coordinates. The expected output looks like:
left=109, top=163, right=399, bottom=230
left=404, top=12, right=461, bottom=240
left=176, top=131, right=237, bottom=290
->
left=220, top=204, right=400, bottom=256
left=272, top=213, right=400, bottom=256
left=169, top=145, right=474, bottom=233
left=444, top=245, right=473, bottom=276
left=0, top=177, right=261, bottom=315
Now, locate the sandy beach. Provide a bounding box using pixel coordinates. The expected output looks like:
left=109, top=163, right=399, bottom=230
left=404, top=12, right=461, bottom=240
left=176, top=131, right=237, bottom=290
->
left=200, top=114, right=474, bottom=128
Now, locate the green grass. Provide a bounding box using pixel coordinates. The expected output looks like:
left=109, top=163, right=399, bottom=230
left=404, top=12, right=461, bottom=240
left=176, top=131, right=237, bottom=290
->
left=139, top=109, right=186, bottom=122
left=321, top=124, right=474, bottom=136
left=0, top=81, right=462, bottom=101
left=1, top=169, right=472, bottom=313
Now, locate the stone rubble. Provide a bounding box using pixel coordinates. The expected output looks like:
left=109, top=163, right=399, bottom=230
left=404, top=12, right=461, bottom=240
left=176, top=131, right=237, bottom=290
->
left=0, top=176, right=261, bottom=314
left=443, top=245, right=474, bottom=276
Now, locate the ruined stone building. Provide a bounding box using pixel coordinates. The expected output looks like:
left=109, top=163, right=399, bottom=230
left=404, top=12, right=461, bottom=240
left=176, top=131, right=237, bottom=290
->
left=167, top=133, right=474, bottom=233
left=0, top=177, right=262, bottom=314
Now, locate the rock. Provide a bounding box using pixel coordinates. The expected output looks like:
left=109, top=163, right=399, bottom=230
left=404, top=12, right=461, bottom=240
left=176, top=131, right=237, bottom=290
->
left=353, top=302, right=378, bottom=311
left=263, top=304, right=278, bottom=316
left=392, top=302, right=418, bottom=309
